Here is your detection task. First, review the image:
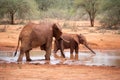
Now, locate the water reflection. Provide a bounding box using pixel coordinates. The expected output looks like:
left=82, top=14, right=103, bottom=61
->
left=0, top=50, right=120, bottom=67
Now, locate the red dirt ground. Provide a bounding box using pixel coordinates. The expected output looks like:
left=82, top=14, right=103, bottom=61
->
left=0, top=63, right=120, bottom=80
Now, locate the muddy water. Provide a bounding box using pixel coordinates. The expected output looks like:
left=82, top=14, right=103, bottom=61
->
left=0, top=50, right=120, bottom=67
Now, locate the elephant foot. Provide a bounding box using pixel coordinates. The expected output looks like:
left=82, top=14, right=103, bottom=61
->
left=26, top=58, right=32, bottom=61
left=54, top=54, right=60, bottom=58
left=17, top=59, right=22, bottom=62
left=45, top=55, right=50, bottom=60
left=70, top=54, right=74, bottom=60
left=44, top=60, right=50, bottom=64
left=60, top=55, right=66, bottom=58
left=60, top=56, right=64, bottom=58
left=75, top=54, right=78, bottom=60
left=45, top=58, right=50, bottom=60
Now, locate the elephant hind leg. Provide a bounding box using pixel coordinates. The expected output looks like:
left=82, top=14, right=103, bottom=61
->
left=17, top=47, right=25, bottom=62
left=25, top=50, right=32, bottom=61
left=17, top=44, right=32, bottom=62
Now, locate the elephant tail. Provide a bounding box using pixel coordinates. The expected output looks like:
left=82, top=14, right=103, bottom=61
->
left=14, top=37, right=21, bottom=57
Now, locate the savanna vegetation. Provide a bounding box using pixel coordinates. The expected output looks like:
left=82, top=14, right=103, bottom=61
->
left=0, top=0, right=120, bottom=29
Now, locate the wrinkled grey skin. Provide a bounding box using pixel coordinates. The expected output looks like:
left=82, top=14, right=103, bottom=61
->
left=14, top=22, right=62, bottom=62
left=53, top=33, right=96, bottom=59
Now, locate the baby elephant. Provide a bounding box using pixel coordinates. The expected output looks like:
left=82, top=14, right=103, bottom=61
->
left=53, top=33, right=96, bottom=60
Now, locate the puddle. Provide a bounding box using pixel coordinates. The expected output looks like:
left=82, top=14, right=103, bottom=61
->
left=0, top=50, right=120, bottom=67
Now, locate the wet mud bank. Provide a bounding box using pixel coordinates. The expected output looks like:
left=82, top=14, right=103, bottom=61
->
left=0, top=50, right=120, bottom=67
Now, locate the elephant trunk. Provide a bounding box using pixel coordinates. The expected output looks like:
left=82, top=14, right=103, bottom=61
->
left=84, top=44, right=96, bottom=54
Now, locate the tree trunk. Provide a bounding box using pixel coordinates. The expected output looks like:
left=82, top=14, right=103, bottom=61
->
left=10, top=13, right=15, bottom=24
left=89, top=13, right=94, bottom=27
left=90, top=18, right=94, bottom=27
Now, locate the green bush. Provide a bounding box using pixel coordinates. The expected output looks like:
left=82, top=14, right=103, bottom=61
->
left=100, top=0, right=120, bottom=30
left=100, top=12, right=120, bottom=30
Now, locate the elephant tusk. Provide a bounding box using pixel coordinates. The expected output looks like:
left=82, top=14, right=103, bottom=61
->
left=60, top=36, right=70, bottom=43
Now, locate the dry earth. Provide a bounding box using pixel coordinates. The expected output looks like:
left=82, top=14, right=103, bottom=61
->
left=0, top=63, right=120, bottom=80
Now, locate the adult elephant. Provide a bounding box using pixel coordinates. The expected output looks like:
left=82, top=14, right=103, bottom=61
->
left=14, top=22, right=63, bottom=62
left=53, top=33, right=96, bottom=60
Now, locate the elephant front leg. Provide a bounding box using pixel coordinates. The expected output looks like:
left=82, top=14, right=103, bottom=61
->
left=75, top=46, right=79, bottom=60
left=45, top=50, right=51, bottom=60
left=45, top=46, right=52, bottom=60
left=75, top=53, right=78, bottom=60
left=70, top=49, right=74, bottom=59
left=53, top=45, right=60, bottom=58
left=53, top=49, right=60, bottom=58
left=59, top=40, right=65, bottom=58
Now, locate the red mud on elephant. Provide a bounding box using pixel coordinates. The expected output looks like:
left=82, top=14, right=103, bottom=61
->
left=14, top=22, right=63, bottom=62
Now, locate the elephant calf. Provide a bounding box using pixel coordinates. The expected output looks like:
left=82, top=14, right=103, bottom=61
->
left=53, top=33, right=96, bottom=60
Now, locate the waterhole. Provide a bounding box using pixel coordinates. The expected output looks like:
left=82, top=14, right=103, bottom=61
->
left=0, top=50, right=120, bottom=67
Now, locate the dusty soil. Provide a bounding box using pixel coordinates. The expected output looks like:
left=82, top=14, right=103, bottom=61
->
left=0, top=63, right=120, bottom=80
left=0, top=20, right=120, bottom=80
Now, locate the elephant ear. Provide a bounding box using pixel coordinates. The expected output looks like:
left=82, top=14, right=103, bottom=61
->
left=73, top=34, right=79, bottom=44
left=53, top=23, right=62, bottom=39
